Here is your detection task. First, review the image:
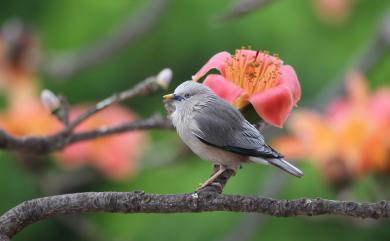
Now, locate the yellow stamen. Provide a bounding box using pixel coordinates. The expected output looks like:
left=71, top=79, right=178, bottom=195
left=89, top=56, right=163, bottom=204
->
left=225, top=49, right=281, bottom=96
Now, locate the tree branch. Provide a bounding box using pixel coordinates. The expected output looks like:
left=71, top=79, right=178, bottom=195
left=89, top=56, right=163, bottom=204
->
left=217, top=170, right=287, bottom=241
left=68, top=113, right=173, bottom=143
left=1, top=191, right=389, bottom=240
left=63, top=75, right=167, bottom=133
left=0, top=113, right=172, bottom=155
left=0, top=235, right=9, bottom=241
left=0, top=68, right=174, bottom=155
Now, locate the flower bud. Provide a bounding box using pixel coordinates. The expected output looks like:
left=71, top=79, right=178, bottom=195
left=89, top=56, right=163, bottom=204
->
left=156, top=68, right=173, bottom=89
left=40, top=89, right=60, bottom=112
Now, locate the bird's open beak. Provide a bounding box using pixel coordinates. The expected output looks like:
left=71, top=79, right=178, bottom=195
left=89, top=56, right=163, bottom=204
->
left=163, top=94, right=174, bottom=100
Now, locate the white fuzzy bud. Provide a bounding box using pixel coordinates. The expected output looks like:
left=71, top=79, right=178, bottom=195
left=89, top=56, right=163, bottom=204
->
left=156, top=68, right=173, bottom=89
left=40, top=89, right=60, bottom=112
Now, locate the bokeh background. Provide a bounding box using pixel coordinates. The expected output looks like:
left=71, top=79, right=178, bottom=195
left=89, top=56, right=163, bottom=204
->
left=1, top=0, right=390, bottom=240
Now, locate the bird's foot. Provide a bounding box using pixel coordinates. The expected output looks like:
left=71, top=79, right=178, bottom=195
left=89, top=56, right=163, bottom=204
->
left=197, top=182, right=223, bottom=194
left=197, top=180, right=223, bottom=190
left=197, top=166, right=226, bottom=191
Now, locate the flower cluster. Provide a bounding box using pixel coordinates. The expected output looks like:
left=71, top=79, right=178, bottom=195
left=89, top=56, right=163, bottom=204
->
left=0, top=21, right=147, bottom=179
left=55, top=105, right=147, bottom=179
left=274, top=72, right=390, bottom=184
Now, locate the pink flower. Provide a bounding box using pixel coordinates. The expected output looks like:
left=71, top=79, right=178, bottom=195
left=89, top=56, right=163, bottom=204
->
left=192, top=49, right=301, bottom=127
left=273, top=72, right=390, bottom=184
left=56, top=105, right=148, bottom=180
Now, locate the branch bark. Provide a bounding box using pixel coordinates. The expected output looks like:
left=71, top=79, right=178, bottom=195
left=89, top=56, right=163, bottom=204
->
left=63, top=75, right=167, bottom=132
left=0, top=113, right=172, bottom=155
left=1, top=191, right=389, bottom=240
left=217, top=170, right=287, bottom=241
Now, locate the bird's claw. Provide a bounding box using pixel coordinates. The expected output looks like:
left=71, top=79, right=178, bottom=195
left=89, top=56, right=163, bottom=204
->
left=196, top=182, right=223, bottom=193
left=197, top=181, right=212, bottom=190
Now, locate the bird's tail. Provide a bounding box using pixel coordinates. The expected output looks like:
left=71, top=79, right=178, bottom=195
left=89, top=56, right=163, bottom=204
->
left=250, top=157, right=304, bottom=177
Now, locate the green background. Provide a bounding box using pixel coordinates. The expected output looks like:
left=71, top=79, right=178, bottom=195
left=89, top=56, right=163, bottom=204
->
left=1, top=0, right=390, bottom=240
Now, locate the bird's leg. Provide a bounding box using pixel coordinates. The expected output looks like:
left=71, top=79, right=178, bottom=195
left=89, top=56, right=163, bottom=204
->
left=212, top=164, right=220, bottom=175
left=197, top=165, right=226, bottom=190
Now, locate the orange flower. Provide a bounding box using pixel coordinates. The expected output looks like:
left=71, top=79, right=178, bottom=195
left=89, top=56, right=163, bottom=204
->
left=288, top=111, right=336, bottom=163
left=313, top=0, right=354, bottom=25
left=273, top=72, right=390, bottom=184
left=0, top=21, right=147, bottom=180
left=0, top=98, right=62, bottom=136
left=55, top=105, right=148, bottom=180
left=193, top=49, right=301, bottom=127
left=0, top=25, right=59, bottom=137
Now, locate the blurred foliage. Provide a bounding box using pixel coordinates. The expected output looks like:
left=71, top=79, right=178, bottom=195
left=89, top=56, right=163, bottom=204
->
left=1, top=0, right=390, bottom=240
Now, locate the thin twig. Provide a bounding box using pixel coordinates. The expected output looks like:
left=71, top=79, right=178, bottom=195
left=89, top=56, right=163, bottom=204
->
left=43, top=0, right=169, bottom=79
left=0, top=68, right=173, bottom=155
left=67, top=113, right=173, bottom=143
left=217, top=0, right=276, bottom=21
left=64, top=76, right=168, bottom=132
left=0, top=113, right=172, bottom=155
left=1, top=191, right=390, bottom=240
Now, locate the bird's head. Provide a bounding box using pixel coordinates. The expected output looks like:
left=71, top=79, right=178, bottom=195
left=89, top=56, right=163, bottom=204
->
left=163, top=81, right=214, bottom=110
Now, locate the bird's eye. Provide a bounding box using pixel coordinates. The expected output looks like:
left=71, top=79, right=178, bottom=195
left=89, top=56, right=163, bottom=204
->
left=184, top=93, right=191, bottom=98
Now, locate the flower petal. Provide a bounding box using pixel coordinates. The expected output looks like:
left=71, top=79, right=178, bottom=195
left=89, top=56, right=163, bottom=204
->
left=289, top=110, right=336, bottom=162
left=192, top=52, right=231, bottom=81
left=203, top=74, right=244, bottom=104
left=249, top=85, right=293, bottom=128
left=280, top=65, right=301, bottom=105
left=370, top=89, right=390, bottom=125
left=326, top=98, right=349, bottom=121
left=271, top=136, right=306, bottom=160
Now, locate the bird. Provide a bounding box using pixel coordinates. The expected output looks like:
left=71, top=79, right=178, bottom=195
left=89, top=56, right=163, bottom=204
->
left=163, top=81, right=303, bottom=190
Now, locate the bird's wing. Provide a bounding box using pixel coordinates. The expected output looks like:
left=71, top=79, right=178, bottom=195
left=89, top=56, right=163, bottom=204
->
left=191, top=98, right=282, bottom=159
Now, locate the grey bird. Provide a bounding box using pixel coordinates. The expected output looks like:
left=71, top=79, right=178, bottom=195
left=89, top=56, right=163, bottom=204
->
left=163, top=81, right=303, bottom=189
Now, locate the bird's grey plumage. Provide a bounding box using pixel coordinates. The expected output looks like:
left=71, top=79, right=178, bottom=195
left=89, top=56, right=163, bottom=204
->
left=168, top=81, right=303, bottom=177
left=192, top=98, right=281, bottom=158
